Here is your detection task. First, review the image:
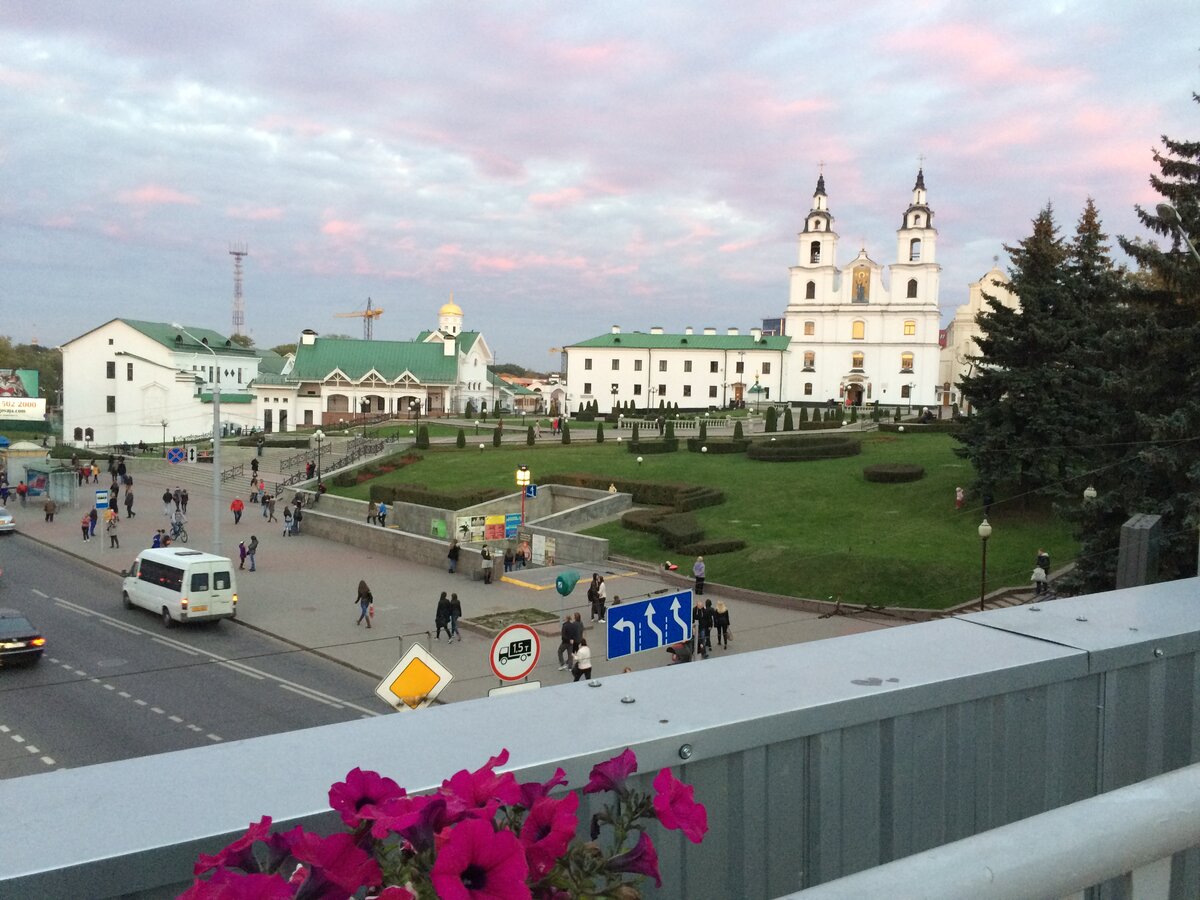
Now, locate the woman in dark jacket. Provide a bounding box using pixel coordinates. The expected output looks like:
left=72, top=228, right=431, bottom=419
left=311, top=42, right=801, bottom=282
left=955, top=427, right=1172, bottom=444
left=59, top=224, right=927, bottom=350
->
left=713, top=601, right=731, bottom=649
left=355, top=580, right=373, bottom=628
left=435, top=592, right=453, bottom=642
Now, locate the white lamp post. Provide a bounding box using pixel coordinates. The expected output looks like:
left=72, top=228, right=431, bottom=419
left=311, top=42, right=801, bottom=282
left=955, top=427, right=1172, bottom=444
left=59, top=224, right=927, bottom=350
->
left=516, top=464, right=531, bottom=524
left=172, top=323, right=221, bottom=557
left=978, top=519, right=993, bottom=611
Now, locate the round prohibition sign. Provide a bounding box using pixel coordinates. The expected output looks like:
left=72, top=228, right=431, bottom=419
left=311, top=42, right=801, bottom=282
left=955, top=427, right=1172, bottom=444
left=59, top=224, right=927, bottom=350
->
left=490, top=623, right=541, bottom=681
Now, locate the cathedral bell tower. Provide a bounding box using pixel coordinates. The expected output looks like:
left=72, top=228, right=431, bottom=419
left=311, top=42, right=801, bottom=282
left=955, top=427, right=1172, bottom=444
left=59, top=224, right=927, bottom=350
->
left=787, top=173, right=840, bottom=311
left=889, top=169, right=940, bottom=305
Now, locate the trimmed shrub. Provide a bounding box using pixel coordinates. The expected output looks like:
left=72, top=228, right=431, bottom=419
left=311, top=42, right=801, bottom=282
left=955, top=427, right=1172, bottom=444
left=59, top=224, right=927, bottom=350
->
left=746, top=434, right=862, bottom=461
left=893, top=407, right=902, bottom=422
left=561, top=421, right=571, bottom=445
left=764, top=406, right=778, bottom=432
left=332, top=472, right=357, bottom=487
left=546, top=473, right=722, bottom=512
left=415, top=425, right=430, bottom=449
left=733, top=420, right=744, bottom=440
left=675, top=485, right=725, bottom=511
left=621, top=506, right=673, bottom=534
left=367, top=484, right=505, bottom=507
left=456, top=428, right=466, bottom=449
left=783, top=407, right=794, bottom=431
left=492, top=426, right=502, bottom=448
left=877, top=421, right=962, bottom=434
left=627, top=439, right=678, bottom=454
left=657, top=512, right=704, bottom=549
left=863, top=463, right=926, bottom=483
left=596, top=422, right=605, bottom=443
left=526, top=426, right=535, bottom=446
left=849, top=406, right=858, bottom=423
left=665, top=420, right=676, bottom=440
left=698, top=421, right=708, bottom=442
left=631, top=423, right=640, bottom=443
left=685, top=438, right=749, bottom=454
left=678, top=538, right=747, bottom=556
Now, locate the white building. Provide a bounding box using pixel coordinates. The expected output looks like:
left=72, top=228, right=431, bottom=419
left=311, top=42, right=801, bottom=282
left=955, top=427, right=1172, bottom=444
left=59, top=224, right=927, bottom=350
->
left=60, top=319, right=265, bottom=447
left=938, top=264, right=1019, bottom=412
left=782, top=170, right=943, bottom=410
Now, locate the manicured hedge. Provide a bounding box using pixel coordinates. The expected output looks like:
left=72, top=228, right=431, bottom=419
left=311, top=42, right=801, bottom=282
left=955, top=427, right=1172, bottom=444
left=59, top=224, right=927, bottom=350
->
left=862, top=463, right=926, bottom=483
left=746, top=435, right=862, bottom=461
left=685, top=438, right=750, bottom=454
left=878, top=421, right=962, bottom=434
left=542, top=473, right=723, bottom=512
left=621, top=506, right=673, bottom=534
left=626, top=439, right=679, bottom=454
left=657, top=512, right=704, bottom=550
left=368, top=484, right=505, bottom=507
left=679, top=538, right=747, bottom=555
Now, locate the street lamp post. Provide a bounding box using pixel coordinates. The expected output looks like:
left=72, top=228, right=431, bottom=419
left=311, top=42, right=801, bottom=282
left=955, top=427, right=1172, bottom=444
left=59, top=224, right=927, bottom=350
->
left=611, top=384, right=619, bottom=415
left=516, top=465, right=531, bottom=524
left=1156, top=203, right=1200, bottom=264
left=313, top=429, right=325, bottom=503
left=474, top=419, right=480, bottom=435
left=172, top=323, right=221, bottom=558
left=978, top=519, right=993, bottom=611
left=411, top=399, right=421, bottom=431
left=161, top=419, right=168, bottom=458
left=907, top=382, right=915, bottom=415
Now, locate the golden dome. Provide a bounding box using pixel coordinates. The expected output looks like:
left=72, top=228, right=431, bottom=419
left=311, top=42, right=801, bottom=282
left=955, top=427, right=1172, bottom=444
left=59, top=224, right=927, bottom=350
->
left=439, top=295, right=463, bottom=317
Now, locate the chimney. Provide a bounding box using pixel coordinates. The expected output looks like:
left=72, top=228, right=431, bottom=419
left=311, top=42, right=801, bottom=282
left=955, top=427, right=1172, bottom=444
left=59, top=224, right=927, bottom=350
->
left=751, top=327, right=762, bottom=341
left=611, top=325, right=621, bottom=335
left=703, top=327, right=717, bottom=336
left=300, top=329, right=318, bottom=346
left=443, top=337, right=455, bottom=357
left=727, top=327, right=739, bottom=336
left=684, top=326, right=694, bottom=335
left=650, top=326, right=664, bottom=335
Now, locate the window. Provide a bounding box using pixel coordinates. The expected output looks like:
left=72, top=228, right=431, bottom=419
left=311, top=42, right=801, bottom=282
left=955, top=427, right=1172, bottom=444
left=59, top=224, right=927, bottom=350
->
left=659, top=360, right=667, bottom=373
left=762, top=362, right=771, bottom=375
left=907, top=279, right=918, bottom=299
left=126, top=362, right=134, bottom=381
left=634, top=359, right=642, bottom=372
left=682, top=385, right=692, bottom=398
left=684, top=361, right=692, bottom=374
left=611, top=359, right=620, bottom=371
left=810, top=241, right=821, bottom=264
left=901, top=384, right=912, bottom=399
left=903, top=319, right=916, bottom=335
left=583, top=382, right=592, bottom=395
left=909, top=238, right=922, bottom=261
left=804, top=383, right=813, bottom=396
left=106, top=361, right=115, bottom=379
left=803, top=351, right=815, bottom=369
left=633, top=384, right=642, bottom=396
left=657, top=384, right=666, bottom=396
left=237, top=368, right=243, bottom=383
left=735, top=361, right=744, bottom=374
left=805, top=281, right=816, bottom=299
left=900, top=352, right=914, bottom=372
left=106, top=395, right=116, bottom=413
left=191, top=572, right=210, bottom=592
left=804, top=321, right=815, bottom=336
left=709, top=361, right=719, bottom=373
left=708, top=386, right=717, bottom=398
left=852, top=321, right=865, bottom=340
left=584, top=358, right=592, bottom=370
left=851, top=352, right=864, bottom=370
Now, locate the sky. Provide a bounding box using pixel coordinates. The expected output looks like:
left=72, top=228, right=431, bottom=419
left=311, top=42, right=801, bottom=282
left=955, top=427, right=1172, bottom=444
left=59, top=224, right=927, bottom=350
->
left=2, top=2, right=1197, bottom=370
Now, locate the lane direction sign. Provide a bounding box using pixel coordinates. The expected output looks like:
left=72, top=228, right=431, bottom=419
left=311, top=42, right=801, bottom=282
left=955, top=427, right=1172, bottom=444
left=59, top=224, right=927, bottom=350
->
left=490, top=624, right=541, bottom=681
left=606, top=589, right=693, bottom=661
left=375, top=644, right=453, bottom=710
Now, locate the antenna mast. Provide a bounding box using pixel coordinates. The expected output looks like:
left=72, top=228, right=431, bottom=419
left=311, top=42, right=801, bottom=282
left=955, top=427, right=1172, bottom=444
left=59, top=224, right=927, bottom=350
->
left=229, top=243, right=249, bottom=336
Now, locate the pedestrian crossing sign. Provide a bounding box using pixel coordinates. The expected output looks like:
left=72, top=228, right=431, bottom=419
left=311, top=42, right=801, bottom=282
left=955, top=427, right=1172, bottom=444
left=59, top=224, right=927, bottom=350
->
left=375, top=644, right=453, bottom=710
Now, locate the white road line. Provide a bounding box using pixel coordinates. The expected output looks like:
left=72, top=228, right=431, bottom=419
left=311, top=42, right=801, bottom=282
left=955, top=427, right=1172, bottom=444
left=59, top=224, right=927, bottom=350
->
left=25, top=745, right=39, bottom=754
left=103, top=684, right=115, bottom=690
left=150, top=707, right=164, bottom=715
left=0, top=726, right=8, bottom=733
left=99, top=618, right=142, bottom=635
left=187, top=724, right=201, bottom=732
left=54, top=601, right=94, bottom=617
left=118, top=691, right=131, bottom=698
left=152, top=637, right=200, bottom=656
left=73, top=670, right=87, bottom=677
left=31, top=589, right=49, bottom=598
left=41, top=757, right=55, bottom=766
left=133, top=699, right=147, bottom=706
left=169, top=715, right=183, bottom=723
left=279, top=683, right=345, bottom=709
left=12, top=735, right=24, bottom=744
left=206, top=734, right=223, bottom=742
left=220, top=661, right=266, bottom=680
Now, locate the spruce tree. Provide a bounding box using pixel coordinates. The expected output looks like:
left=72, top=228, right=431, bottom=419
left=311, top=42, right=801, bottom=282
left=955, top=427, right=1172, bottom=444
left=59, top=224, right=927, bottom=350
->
left=526, top=425, right=535, bottom=446
left=765, top=406, right=778, bottom=432
left=416, top=425, right=430, bottom=449
left=596, top=422, right=604, bottom=443
left=698, top=420, right=708, bottom=442
left=733, top=420, right=744, bottom=440
left=665, top=420, right=675, bottom=440
left=783, top=407, right=794, bottom=431
left=799, top=406, right=809, bottom=423
left=632, top=423, right=640, bottom=443
left=456, top=428, right=465, bottom=449
left=561, top=421, right=571, bottom=445
left=492, top=426, right=502, bottom=448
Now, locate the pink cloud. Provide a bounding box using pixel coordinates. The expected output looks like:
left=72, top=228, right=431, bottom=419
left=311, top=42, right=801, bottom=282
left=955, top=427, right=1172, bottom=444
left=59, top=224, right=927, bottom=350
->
left=228, top=205, right=284, bottom=221
left=116, top=185, right=199, bottom=206
left=42, top=215, right=76, bottom=229
left=473, top=255, right=518, bottom=272
left=322, top=219, right=363, bottom=237
left=254, top=113, right=332, bottom=138
left=529, top=187, right=585, bottom=209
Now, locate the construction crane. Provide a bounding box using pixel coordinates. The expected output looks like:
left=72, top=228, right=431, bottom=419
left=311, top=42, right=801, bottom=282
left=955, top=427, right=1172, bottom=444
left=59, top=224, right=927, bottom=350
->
left=335, top=297, right=384, bottom=340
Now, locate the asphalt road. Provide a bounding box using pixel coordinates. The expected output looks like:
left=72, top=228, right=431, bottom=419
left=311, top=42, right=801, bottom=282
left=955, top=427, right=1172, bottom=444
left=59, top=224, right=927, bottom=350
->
left=0, top=535, right=394, bottom=780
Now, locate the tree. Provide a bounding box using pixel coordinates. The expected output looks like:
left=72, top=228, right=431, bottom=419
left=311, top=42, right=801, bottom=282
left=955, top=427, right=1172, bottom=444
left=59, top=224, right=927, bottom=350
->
left=270, top=343, right=297, bottom=357
left=596, top=422, right=604, bottom=443
left=800, top=406, right=809, bottom=423
left=698, top=421, right=708, bottom=442
left=561, top=421, right=571, bottom=445
left=526, top=425, right=535, bottom=446
left=416, top=425, right=430, bottom=450
left=783, top=407, right=794, bottom=431
left=456, top=428, right=466, bottom=449
left=764, top=406, right=778, bottom=432
left=492, top=426, right=502, bottom=448
left=733, top=420, right=744, bottom=440
left=631, top=423, right=640, bottom=443
left=230, top=334, right=255, bottom=349
left=665, top=420, right=675, bottom=440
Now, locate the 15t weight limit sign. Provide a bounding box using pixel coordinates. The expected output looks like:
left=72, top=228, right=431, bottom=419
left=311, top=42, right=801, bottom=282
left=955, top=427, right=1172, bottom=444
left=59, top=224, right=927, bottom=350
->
left=490, top=624, right=541, bottom=681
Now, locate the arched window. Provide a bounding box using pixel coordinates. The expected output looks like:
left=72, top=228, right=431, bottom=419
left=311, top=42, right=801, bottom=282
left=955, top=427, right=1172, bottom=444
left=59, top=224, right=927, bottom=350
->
left=804, top=382, right=813, bottom=396
left=909, top=238, right=922, bottom=261
left=73, top=427, right=83, bottom=441
left=914, top=214, right=922, bottom=227
left=805, top=281, right=816, bottom=299
left=851, top=352, right=864, bottom=370
left=906, top=279, right=918, bottom=299
left=804, top=321, right=815, bottom=336
left=903, top=319, right=916, bottom=335
left=803, top=351, right=815, bottom=370
left=900, top=352, right=914, bottom=372
left=852, top=321, right=865, bottom=340
left=84, top=427, right=95, bottom=442
left=810, top=241, right=821, bottom=264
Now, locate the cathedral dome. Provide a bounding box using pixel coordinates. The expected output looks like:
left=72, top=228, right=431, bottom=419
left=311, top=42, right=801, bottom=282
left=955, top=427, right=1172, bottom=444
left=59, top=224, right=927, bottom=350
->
left=439, top=300, right=463, bottom=316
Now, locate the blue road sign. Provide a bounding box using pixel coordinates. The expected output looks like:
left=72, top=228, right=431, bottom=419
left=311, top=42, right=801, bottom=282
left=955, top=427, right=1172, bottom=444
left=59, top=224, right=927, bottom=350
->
left=167, top=447, right=186, bottom=464
left=606, top=589, right=693, bottom=661
left=94, top=490, right=109, bottom=510
left=524, top=484, right=538, bottom=498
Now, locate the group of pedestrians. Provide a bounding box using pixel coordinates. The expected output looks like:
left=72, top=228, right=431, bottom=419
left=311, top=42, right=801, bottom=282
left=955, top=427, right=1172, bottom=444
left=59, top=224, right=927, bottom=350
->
left=366, top=500, right=388, bottom=528
left=557, top=613, right=591, bottom=681
left=434, top=591, right=463, bottom=641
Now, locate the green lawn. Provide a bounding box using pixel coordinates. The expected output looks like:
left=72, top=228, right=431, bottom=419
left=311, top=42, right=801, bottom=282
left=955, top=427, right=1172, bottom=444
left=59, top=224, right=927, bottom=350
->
left=327, top=433, right=1075, bottom=610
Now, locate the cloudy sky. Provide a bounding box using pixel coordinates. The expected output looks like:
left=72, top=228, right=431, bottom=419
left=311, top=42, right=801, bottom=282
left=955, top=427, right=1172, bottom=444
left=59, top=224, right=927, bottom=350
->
left=2, top=2, right=1196, bottom=368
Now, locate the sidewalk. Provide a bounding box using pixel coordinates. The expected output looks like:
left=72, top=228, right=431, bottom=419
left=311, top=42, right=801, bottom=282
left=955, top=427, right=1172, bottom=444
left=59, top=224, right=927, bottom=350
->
left=18, top=454, right=899, bottom=705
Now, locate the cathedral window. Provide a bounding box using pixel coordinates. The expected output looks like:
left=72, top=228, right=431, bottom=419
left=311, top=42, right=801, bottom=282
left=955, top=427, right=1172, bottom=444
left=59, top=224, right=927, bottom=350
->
left=803, top=351, right=815, bottom=370
left=583, top=382, right=592, bottom=395
left=900, top=352, right=914, bottom=372
left=659, top=360, right=667, bottom=372
left=709, top=386, right=718, bottom=398
left=851, top=352, right=864, bottom=370
left=805, top=281, right=816, bottom=299
left=914, top=214, right=922, bottom=227
left=804, top=383, right=813, bottom=396
left=612, top=359, right=620, bottom=370
left=684, top=360, right=693, bottom=373
left=633, top=384, right=642, bottom=395
left=909, top=238, right=922, bottom=261
left=584, top=358, right=592, bottom=370
left=804, top=321, right=815, bottom=336
left=634, top=359, right=642, bottom=372
left=810, top=241, right=821, bottom=264
left=762, top=362, right=771, bottom=375
left=852, top=321, right=865, bottom=340
left=907, top=279, right=918, bottom=298
left=903, top=319, right=916, bottom=335
left=710, top=361, right=719, bottom=373
left=682, top=385, right=692, bottom=398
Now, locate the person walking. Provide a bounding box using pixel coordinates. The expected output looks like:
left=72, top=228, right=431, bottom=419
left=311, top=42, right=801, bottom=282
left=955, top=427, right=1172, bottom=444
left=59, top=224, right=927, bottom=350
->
left=88, top=506, right=98, bottom=539
left=699, top=599, right=715, bottom=656
left=162, top=488, right=173, bottom=517
left=447, top=538, right=460, bottom=574
left=503, top=546, right=515, bottom=573
left=180, top=488, right=189, bottom=515
left=238, top=541, right=247, bottom=570
left=355, top=580, right=373, bottom=628
left=449, top=593, right=462, bottom=641
left=597, top=577, right=608, bottom=623
left=106, top=508, right=119, bottom=548
left=367, top=500, right=378, bottom=526
left=292, top=506, right=303, bottom=535
left=587, top=574, right=602, bottom=622
left=267, top=494, right=277, bottom=522
left=247, top=535, right=258, bottom=572
left=250, top=457, right=259, bottom=484
left=955, top=486, right=965, bottom=510
left=16, top=480, right=28, bottom=507
left=80, top=511, right=91, bottom=542
left=557, top=617, right=573, bottom=671
left=480, top=545, right=494, bottom=584
left=693, top=555, right=706, bottom=595
left=230, top=497, right=244, bottom=524
left=1031, top=564, right=1048, bottom=596
left=124, top=485, right=135, bottom=519
left=1036, top=548, right=1051, bottom=573
left=571, top=638, right=593, bottom=682
left=282, top=505, right=293, bottom=536
left=173, top=487, right=182, bottom=512
left=377, top=500, right=388, bottom=528
left=714, top=601, right=731, bottom=649
left=435, top=592, right=453, bottom=641
left=43, top=496, right=57, bottom=523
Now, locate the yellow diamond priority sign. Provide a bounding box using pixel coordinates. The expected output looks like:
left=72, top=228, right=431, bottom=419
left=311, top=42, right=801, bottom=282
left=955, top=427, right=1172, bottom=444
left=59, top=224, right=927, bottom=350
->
left=375, top=644, right=453, bottom=711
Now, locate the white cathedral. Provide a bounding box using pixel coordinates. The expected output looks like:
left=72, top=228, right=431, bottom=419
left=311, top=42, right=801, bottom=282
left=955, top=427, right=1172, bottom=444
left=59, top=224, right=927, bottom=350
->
left=565, top=170, right=951, bottom=412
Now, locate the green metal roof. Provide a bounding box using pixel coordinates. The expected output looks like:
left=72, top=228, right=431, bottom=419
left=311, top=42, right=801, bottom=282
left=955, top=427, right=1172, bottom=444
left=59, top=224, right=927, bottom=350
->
left=122, top=319, right=259, bottom=356
left=415, top=330, right=483, bottom=353
left=569, top=331, right=791, bottom=351
left=199, top=392, right=255, bottom=404
left=250, top=372, right=291, bottom=386
left=255, top=349, right=288, bottom=375
left=290, top=336, right=460, bottom=383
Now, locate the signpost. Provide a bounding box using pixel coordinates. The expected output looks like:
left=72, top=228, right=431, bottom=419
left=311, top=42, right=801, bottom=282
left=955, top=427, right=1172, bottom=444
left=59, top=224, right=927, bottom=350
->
left=490, top=624, right=541, bottom=682
left=375, top=644, right=453, bottom=711
left=606, top=589, right=693, bottom=661
left=166, top=447, right=186, bottom=465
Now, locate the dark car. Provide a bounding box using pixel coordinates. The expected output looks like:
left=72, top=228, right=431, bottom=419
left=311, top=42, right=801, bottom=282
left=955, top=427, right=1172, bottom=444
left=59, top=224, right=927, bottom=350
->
left=0, top=608, right=46, bottom=666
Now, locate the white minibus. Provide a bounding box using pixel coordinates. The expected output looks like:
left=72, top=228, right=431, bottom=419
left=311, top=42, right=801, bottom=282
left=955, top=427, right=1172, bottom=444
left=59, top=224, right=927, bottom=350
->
left=122, top=548, right=238, bottom=627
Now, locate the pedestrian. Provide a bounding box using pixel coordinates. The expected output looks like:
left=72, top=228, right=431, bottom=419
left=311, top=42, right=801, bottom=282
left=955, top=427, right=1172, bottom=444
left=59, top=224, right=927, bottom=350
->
left=377, top=500, right=388, bottom=528
left=238, top=541, right=247, bottom=570
left=449, top=593, right=462, bottom=640
left=262, top=490, right=271, bottom=518
left=666, top=641, right=693, bottom=664
left=1031, top=565, right=1048, bottom=595
left=692, top=600, right=707, bottom=657
left=124, top=485, right=135, bottom=519
left=699, top=599, right=715, bottom=655
left=597, top=577, right=607, bottom=622
left=955, top=486, right=965, bottom=510
left=230, top=496, right=244, bottom=524
left=355, top=580, right=373, bottom=628
left=256, top=436, right=264, bottom=457
left=292, top=506, right=303, bottom=534
left=435, top=591, right=453, bottom=641
left=16, top=481, right=28, bottom=507
left=503, top=546, right=515, bottom=573
left=282, top=505, right=293, bottom=536
left=367, top=500, right=378, bottom=526
left=693, top=555, right=706, bottom=595
left=247, top=535, right=258, bottom=572
left=181, top=488, right=189, bottom=514
left=173, top=487, right=182, bottom=512
left=447, top=538, right=460, bottom=574
left=267, top=494, right=277, bottom=522
left=81, top=512, right=91, bottom=542
left=250, top=457, right=259, bottom=483
left=587, top=573, right=602, bottom=621
left=106, top=508, right=119, bottom=548
left=88, top=506, right=98, bottom=538
left=162, top=488, right=173, bottom=517
left=151, top=529, right=164, bottom=548
left=557, top=617, right=573, bottom=671
left=572, top=638, right=592, bottom=682
left=1036, top=548, right=1051, bottom=572
left=714, top=601, right=731, bottom=649
left=110, top=478, right=120, bottom=512
left=480, top=544, right=493, bottom=584
left=91, top=462, right=100, bottom=484
left=43, top=496, right=57, bottom=523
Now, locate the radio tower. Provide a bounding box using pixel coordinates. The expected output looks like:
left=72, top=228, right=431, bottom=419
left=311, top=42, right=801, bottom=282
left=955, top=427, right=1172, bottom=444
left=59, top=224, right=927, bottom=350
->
left=229, top=243, right=249, bottom=336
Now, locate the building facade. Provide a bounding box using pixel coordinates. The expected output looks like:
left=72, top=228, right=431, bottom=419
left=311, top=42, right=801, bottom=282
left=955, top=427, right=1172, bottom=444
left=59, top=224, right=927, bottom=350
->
left=938, top=263, right=1019, bottom=412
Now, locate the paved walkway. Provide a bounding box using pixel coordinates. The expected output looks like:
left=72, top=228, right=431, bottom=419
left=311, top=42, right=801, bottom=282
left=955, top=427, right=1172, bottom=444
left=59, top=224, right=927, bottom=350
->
left=16, top=450, right=898, bottom=706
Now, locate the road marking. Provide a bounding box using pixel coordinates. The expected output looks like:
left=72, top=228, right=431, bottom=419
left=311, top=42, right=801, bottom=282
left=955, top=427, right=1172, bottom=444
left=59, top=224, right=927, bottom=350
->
left=41, top=757, right=55, bottom=765
left=73, top=670, right=88, bottom=677
left=133, top=699, right=147, bottom=706
left=26, top=745, right=39, bottom=754
left=103, top=684, right=115, bottom=690
left=54, top=601, right=94, bottom=617
left=169, top=715, right=183, bottom=723
left=150, top=707, right=164, bottom=715
left=31, top=590, right=49, bottom=598
left=11, top=735, right=24, bottom=744
left=279, top=683, right=344, bottom=709
left=220, top=661, right=266, bottom=680
left=152, top=637, right=200, bottom=655
left=0, top=726, right=58, bottom=769
left=187, top=724, right=201, bottom=732
left=0, top=726, right=8, bottom=733
left=206, top=734, right=222, bottom=742
left=99, top=619, right=142, bottom=635
left=118, top=691, right=131, bottom=698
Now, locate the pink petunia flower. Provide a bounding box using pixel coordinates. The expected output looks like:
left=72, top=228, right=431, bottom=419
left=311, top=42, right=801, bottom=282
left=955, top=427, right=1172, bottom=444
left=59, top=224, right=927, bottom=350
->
left=583, top=749, right=638, bottom=795
left=430, top=817, right=532, bottom=900
left=372, top=794, right=452, bottom=853
left=375, top=888, right=417, bottom=900
left=652, top=769, right=709, bottom=844
left=179, top=868, right=295, bottom=899
left=288, top=830, right=382, bottom=893
left=517, top=767, right=568, bottom=809
left=194, top=816, right=275, bottom=875
left=441, top=749, right=523, bottom=818
left=607, top=831, right=662, bottom=888
left=328, top=767, right=406, bottom=827
left=518, top=793, right=579, bottom=879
